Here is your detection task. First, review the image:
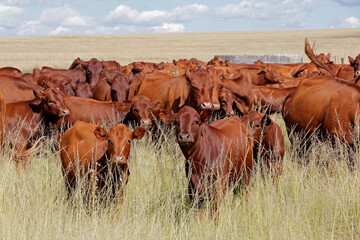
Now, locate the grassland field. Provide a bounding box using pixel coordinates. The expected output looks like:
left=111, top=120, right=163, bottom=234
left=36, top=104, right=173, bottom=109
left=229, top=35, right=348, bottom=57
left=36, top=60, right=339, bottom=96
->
left=0, top=29, right=360, bottom=240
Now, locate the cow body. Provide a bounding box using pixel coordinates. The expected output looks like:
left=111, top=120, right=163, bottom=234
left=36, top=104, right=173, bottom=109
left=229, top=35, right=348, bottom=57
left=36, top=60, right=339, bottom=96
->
left=0, top=75, right=42, bottom=103
left=60, top=121, right=146, bottom=201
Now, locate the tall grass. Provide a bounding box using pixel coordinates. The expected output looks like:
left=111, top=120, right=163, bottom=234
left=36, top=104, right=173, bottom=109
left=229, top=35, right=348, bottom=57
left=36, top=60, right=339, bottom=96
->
left=0, top=117, right=359, bottom=239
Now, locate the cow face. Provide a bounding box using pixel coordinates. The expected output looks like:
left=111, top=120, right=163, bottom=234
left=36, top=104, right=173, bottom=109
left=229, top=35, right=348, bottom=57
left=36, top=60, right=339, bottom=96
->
left=126, top=96, right=160, bottom=128
left=94, top=124, right=146, bottom=184
left=257, top=64, right=284, bottom=84
left=107, top=72, right=132, bottom=102
left=171, top=106, right=211, bottom=148
left=241, top=111, right=271, bottom=144
left=94, top=124, right=146, bottom=166
left=33, top=86, right=70, bottom=118
left=219, top=87, right=235, bottom=117
left=71, top=80, right=92, bottom=98
left=186, top=67, right=217, bottom=111
left=349, top=55, right=360, bottom=78
left=83, top=58, right=105, bottom=90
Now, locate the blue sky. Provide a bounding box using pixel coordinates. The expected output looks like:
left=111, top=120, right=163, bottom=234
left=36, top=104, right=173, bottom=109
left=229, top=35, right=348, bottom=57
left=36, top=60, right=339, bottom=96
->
left=0, top=0, right=359, bottom=36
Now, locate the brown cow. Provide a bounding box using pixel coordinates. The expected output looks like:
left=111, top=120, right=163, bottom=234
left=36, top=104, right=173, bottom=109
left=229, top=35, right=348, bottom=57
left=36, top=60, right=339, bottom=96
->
left=240, top=111, right=284, bottom=183
left=0, top=67, right=23, bottom=78
left=60, top=121, right=146, bottom=201
left=251, top=85, right=297, bottom=114
left=283, top=76, right=360, bottom=157
left=218, top=74, right=254, bottom=117
left=349, top=54, right=360, bottom=78
left=57, top=95, right=160, bottom=129
left=0, top=75, right=42, bottom=103
left=41, top=66, right=86, bottom=84
left=160, top=106, right=259, bottom=215
left=4, top=86, right=69, bottom=154
left=237, top=63, right=284, bottom=85
left=135, top=67, right=219, bottom=113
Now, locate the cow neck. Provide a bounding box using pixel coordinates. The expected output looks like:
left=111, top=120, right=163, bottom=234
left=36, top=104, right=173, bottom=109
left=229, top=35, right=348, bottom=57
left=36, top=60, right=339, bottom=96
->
left=180, top=123, right=223, bottom=165
left=184, top=85, right=198, bottom=110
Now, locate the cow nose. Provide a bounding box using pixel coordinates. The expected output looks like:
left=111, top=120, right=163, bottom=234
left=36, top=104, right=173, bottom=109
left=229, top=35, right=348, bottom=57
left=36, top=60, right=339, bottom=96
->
left=60, top=109, right=70, bottom=117
left=201, top=102, right=212, bottom=110
left=227, top=111, right=234, bottom=116
left=212, top=103, right=221, bottom=110
left=178, top=133, right=191, bottom=142
left=140, top=119, right=151, bottom=128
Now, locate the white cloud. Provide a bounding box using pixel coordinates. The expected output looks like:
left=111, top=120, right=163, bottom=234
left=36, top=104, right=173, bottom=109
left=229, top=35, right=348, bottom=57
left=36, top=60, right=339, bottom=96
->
left=282, top=14, right=307, bottom=28
left=151, top=23, right=185, bottom=33
left=1, top=0, right=47, bottom=5
left=50, top=26, right=70, bottom=35
left=40, top=5, right=78, bottom=25
left=334, top=0, right=360, bottom=5
left=16, top=20, right=48, bottom=36
left=0, top=4, right=25, bottom=27
left=61, top=16, right=90, bottom=27
left=214, top=0, right=314, bottom=20
left=345, top=16, right=360, bottom=28
left=106, top=4, right=208, bottom=25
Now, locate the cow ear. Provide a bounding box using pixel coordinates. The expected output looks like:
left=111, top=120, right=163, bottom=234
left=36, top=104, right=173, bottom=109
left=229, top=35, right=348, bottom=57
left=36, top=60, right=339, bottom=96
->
left=261, top=115, right=272, bottom=126
left=115, top=101, right=131, bottom=112
left=159, top=110, right=174, bottom=124
left=33, top=90, right=46, bottom=101
left=101, top=60, right=106, bottom=69
left=152, top=100, right=161, bottom=110
left=132, top=127, right=146, bottom=140
left=94, top=127, right=107, bottom=140
left=349, top=56, right=355, bottom=66
left=185, top=67, right=194, bottom=81
left=200, top=109, right=212, bottom=123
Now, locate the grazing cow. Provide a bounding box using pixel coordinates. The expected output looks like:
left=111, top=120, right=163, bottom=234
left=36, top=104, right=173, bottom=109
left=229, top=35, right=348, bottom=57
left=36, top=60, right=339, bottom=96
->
left=0, top=67, right=23, bottom=78
left=4, top=86, right=69, bottom=154
left=348, top=54, right=360, bottom=78
left=240, top=111, right=284, bottom=182
left=283, top=76, right=360, bottom=154
left=0, top=75, right=42, bottom=103
left=135, top=67, right=219, bottom=113
left=160, top=106, right=259, bottom=214
left=251, top=85, right=297, bottom=114
left=237, top=63, right=284, bottom=85
left=60, top=121, right=146, bottom=201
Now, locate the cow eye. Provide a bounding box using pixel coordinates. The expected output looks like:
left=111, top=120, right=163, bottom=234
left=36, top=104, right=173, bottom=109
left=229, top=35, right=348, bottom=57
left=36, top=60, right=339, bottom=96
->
left=174, top=120, right=179, bottom=125
left=48, top=100, right=55, bottom=104
left=209, top=86, right=215, bottom=90
left=221, top=101, right=226, bottom=106
left=191, top=85, right=199, bottom=90
left=100, top=70, right=103, bottom=75
left=86, top=70, right=91, bottom=74
left=127, top=140, right=131, bottom=144
left=133, top=108, right=139, bottom=113
left=195, top=120, right=200, bottom=124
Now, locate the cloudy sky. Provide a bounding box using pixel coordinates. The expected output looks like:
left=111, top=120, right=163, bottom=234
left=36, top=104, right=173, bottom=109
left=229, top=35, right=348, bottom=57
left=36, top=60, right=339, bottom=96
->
left=0, top=0, right=359, bottom=36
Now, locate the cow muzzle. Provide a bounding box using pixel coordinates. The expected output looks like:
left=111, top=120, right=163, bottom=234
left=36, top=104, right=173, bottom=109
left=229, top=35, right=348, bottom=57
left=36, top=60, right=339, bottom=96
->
left=140, top=119, right=152, bottom=128
left=212, top=102, right=221, bottom=110
left=59, top=109, right=70, bottom=117
left=200, top=102, right=212, bottom=110
left=178, top=133, right=193, bottom=143
left=112, top=156, right=127, bottom=166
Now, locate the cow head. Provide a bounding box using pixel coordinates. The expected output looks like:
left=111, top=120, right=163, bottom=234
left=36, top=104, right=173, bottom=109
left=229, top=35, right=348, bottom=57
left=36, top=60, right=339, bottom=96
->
left=32, top=83, right=70, bottom=119
left=93, top=124, right=146, bottom=183
left=240, top=111, right=271, bottom=145
left=71, top=80, right=93, bottom=98
left=106, top=72, right=132, bottom=102
left=160, top=106, right=211, bottom=148
left=82, top=58, right=105, bottom=90
left=257, top=64, right=284, bottom=84
left=185, top=67, right=218, bottom=111
left=349, top=54, right=360, bottom=78
left=125, top=96, right=161, bottom=129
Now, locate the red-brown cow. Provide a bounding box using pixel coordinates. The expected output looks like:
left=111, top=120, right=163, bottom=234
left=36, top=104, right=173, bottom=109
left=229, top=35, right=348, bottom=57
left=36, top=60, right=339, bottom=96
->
left=160, top=106, right=260, bottom=214
left=283, top=76, right=360, bottom=152
left=60, top=121, right=146, bottom=201
left=4, top=86, right=69, bottom=155
left=40, top=66, right=86, bottom=83
left=240, top=111, right=284, bottom=183
left=0, top=75, right=42, bottom=103
left=251, top=85, right=297, bottom=114
left=135, top=67, right=219, bottom=113
left=0, top=67, right=23, bottom=78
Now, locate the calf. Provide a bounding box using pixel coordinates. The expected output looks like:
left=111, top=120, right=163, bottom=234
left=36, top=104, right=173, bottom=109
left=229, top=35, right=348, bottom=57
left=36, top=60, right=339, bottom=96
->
left=60, top=121, right=146, bottom=201
left=240, top=111, right=284, bottom=183
left=161, top=106, right=266, bottom=214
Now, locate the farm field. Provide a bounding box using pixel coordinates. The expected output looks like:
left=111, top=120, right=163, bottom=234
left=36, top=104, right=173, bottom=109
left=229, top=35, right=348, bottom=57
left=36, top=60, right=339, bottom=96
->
left=0, top=29, right=360, bottom=240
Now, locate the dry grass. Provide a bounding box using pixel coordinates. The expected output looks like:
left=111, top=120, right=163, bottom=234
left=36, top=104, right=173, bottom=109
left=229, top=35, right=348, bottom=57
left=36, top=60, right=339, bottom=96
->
left=0, top=29, right=359, bottom=72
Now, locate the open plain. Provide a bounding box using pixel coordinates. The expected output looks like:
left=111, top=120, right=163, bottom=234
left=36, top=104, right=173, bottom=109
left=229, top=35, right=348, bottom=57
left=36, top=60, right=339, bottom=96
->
left=0, top=29, right=360, bottom=240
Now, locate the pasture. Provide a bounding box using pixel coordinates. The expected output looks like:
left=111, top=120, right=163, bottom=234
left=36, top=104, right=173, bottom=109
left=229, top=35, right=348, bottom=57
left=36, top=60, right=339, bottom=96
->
left=0, top=29, right=360, bottom=239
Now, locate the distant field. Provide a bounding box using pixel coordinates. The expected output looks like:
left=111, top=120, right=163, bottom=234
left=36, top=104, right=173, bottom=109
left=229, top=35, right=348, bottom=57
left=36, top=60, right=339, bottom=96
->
left=0, top=28, right=359, bottom=72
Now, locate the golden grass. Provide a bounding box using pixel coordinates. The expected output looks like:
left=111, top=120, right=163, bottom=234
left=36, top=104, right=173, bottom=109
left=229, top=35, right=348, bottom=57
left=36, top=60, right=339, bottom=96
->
left=0, top=29, right=359, bottom=72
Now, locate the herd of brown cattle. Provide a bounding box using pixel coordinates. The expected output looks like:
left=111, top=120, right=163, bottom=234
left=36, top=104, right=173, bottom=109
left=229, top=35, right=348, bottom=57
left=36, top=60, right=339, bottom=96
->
left=0, top=38, right=360, bottom=214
